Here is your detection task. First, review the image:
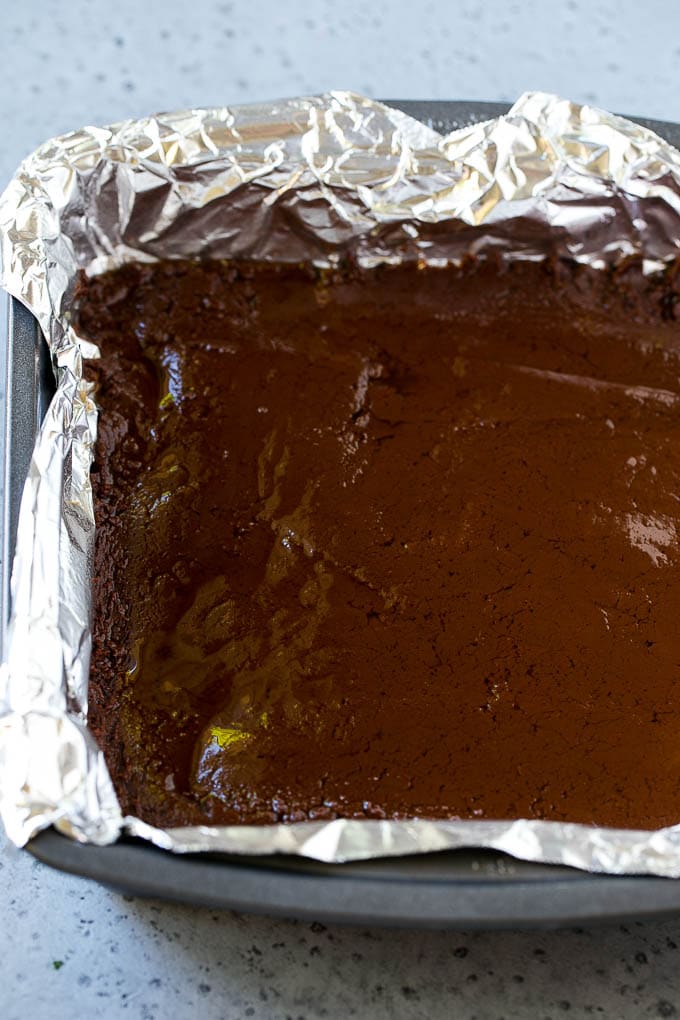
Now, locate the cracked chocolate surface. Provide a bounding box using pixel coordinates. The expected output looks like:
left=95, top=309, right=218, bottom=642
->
left=78, top=256, right=680, bottom=829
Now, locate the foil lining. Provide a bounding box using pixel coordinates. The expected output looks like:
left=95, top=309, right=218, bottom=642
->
left=2, top=91, right=680, bottom=875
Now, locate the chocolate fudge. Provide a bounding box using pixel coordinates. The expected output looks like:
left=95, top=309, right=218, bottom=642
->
left=77, top=256, right=680, bottom=830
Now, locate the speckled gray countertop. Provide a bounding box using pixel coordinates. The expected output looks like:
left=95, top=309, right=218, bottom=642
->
left=3, top=2, right=680, bottom=1017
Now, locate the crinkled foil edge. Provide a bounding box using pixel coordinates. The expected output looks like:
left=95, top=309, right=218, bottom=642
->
left=2, top=91, right=680, bottom=874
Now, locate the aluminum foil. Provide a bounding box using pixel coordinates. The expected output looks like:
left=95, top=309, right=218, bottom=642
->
left=2, top=91, right=680, bottom=875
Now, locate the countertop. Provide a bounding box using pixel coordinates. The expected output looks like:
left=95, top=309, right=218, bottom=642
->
left=2, top=1, right=680, bottom=1017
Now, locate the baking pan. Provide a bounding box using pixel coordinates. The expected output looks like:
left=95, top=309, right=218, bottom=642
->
left=6, top=101, right=680, bottom=928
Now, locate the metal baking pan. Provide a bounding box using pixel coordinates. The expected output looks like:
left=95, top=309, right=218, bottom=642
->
left=5, top=101, right=680, bottom=929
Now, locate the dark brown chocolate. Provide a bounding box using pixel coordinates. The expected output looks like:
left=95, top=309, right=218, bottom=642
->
left=78, top=256, right=680, bottom=830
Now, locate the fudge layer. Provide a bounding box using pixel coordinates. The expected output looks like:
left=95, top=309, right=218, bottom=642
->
left=78, top=257, right=680, bottom=829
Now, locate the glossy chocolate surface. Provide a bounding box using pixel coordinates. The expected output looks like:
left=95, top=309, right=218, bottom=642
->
left=78, top=257, right=680, bottom=830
